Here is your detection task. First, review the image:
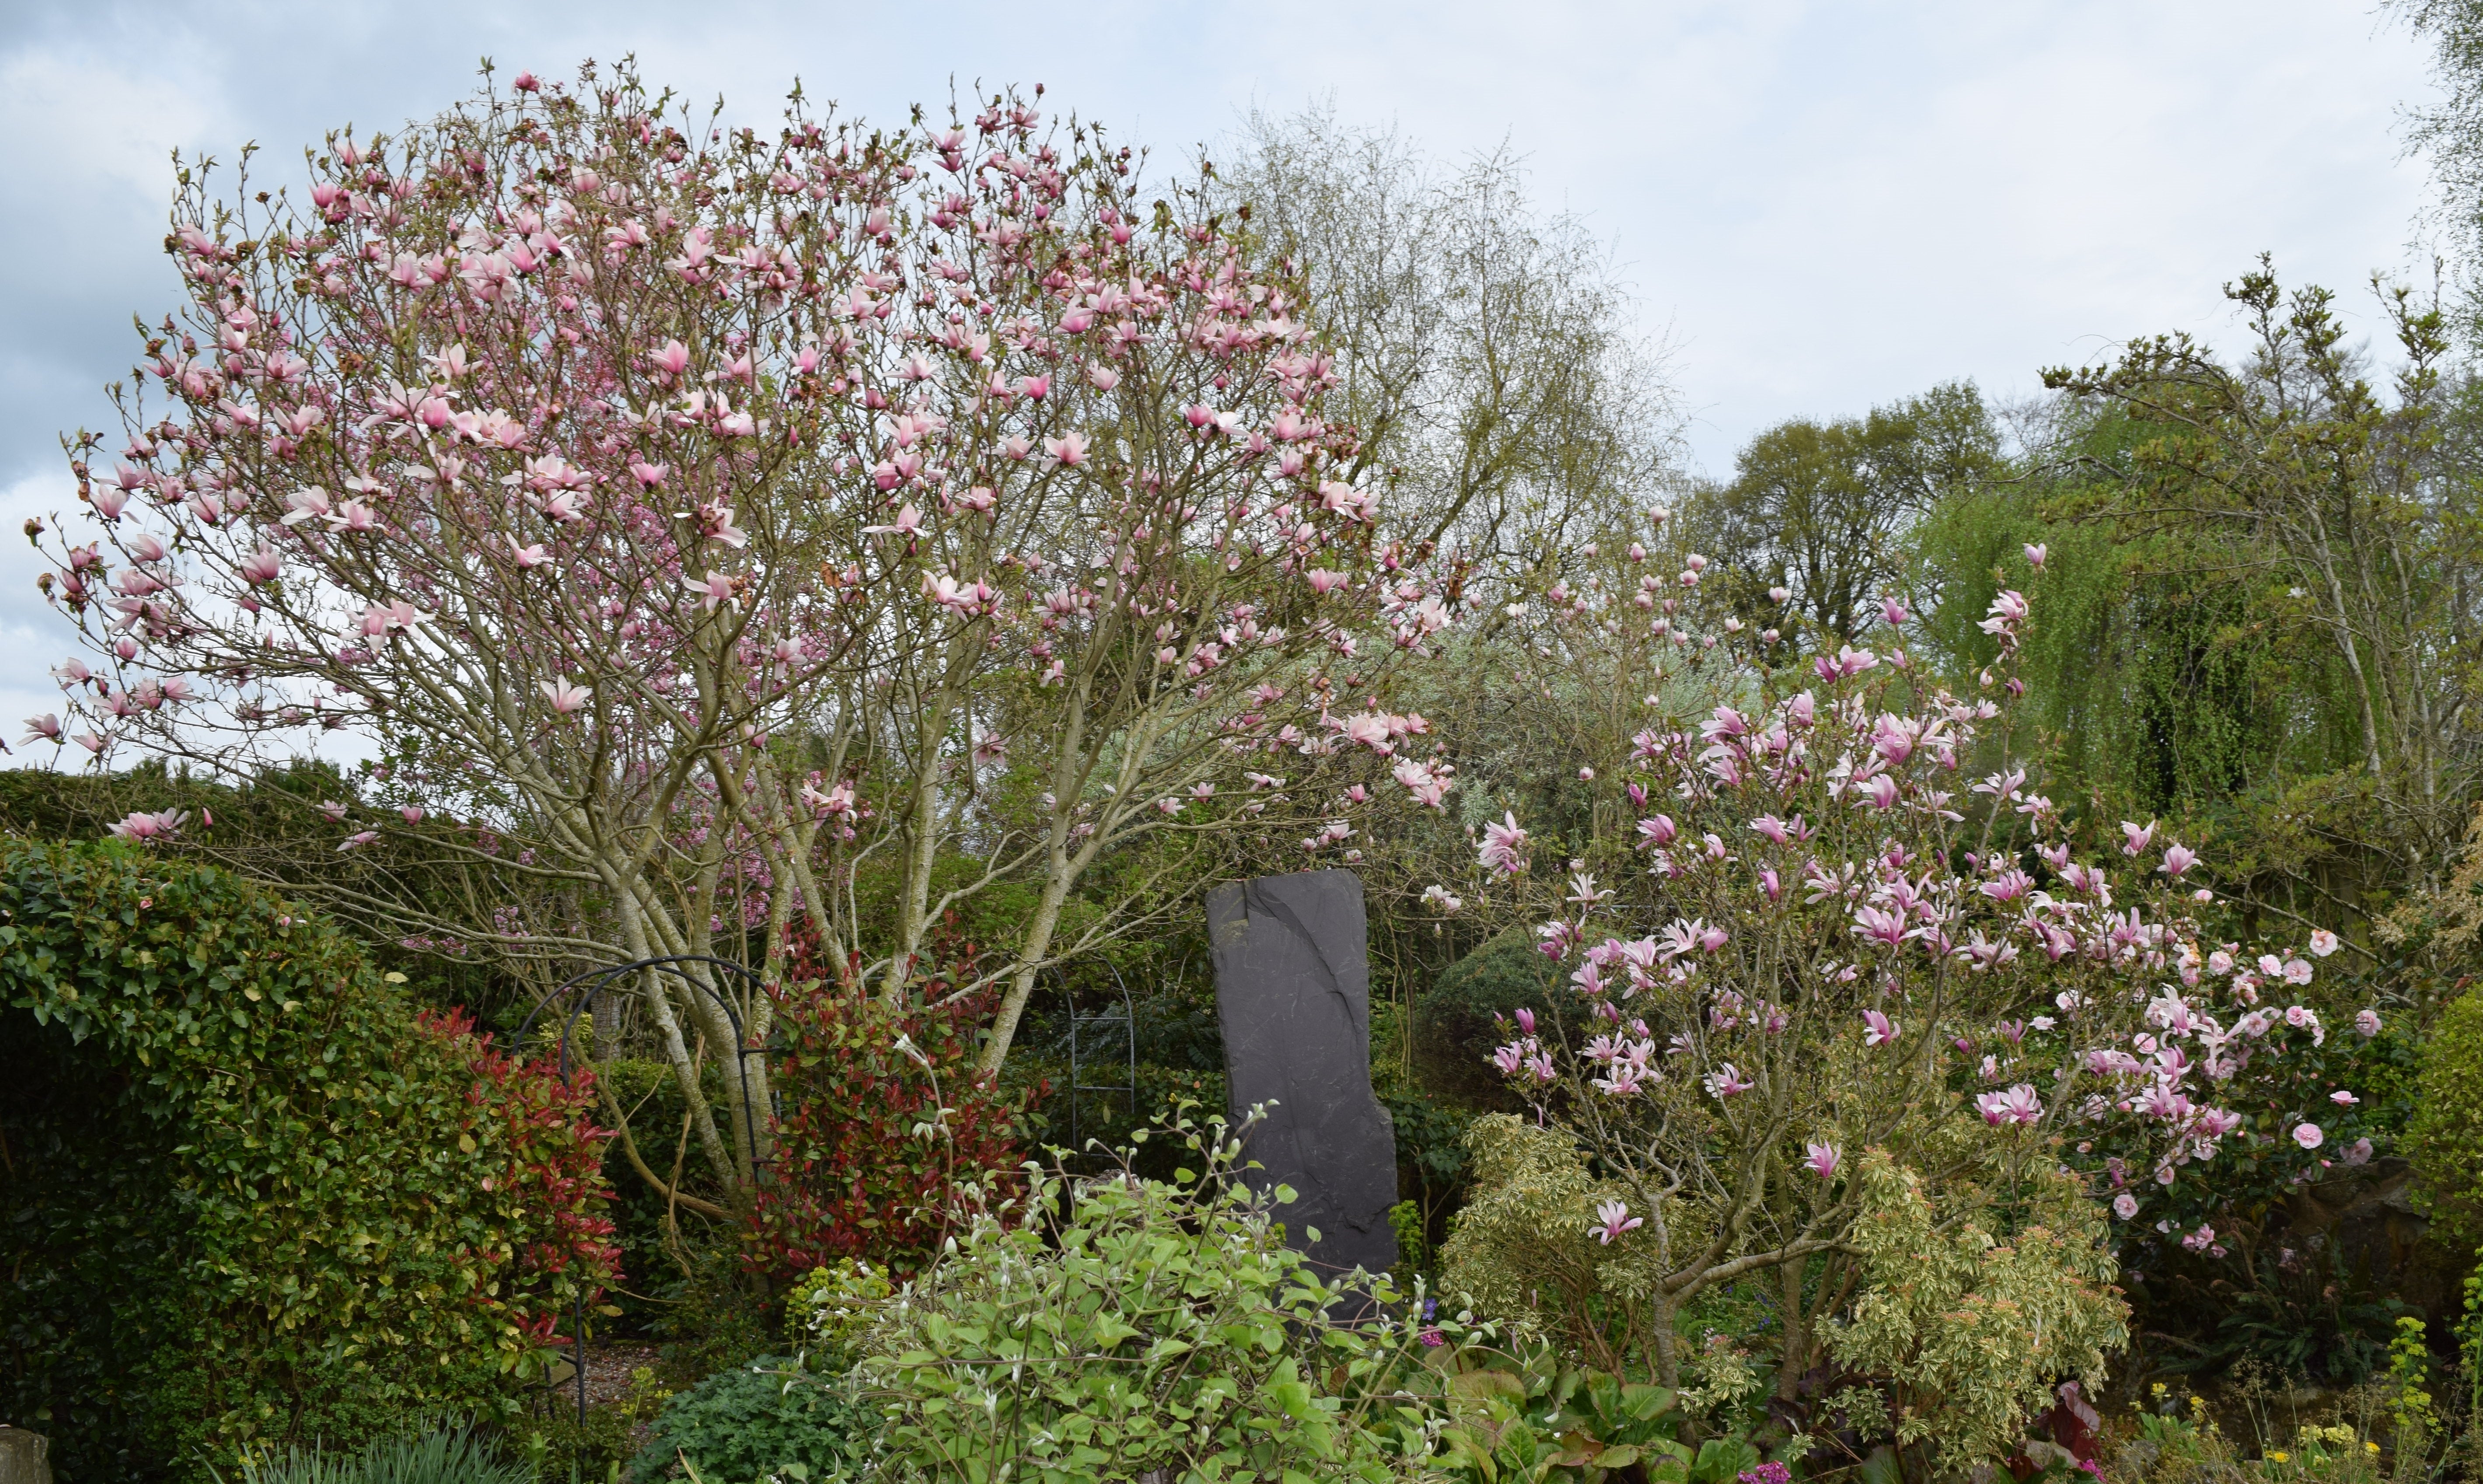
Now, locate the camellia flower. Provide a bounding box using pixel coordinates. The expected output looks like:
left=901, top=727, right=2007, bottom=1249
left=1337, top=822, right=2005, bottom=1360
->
left=2309, top=928, right=2340, bottom=957
left=2113, top=1192, right=2140, bottom=1220
left=1591, top=1199, right=1643, bottom=1245
left=2330, top=1089, right=2358, bottom=1106
left=2355, top=1008, right=2382, bottom=1037
left=2293, top=1122, right=2325, bottom=1150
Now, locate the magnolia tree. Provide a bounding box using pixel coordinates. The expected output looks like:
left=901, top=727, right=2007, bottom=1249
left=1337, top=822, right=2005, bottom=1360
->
left=30, top=63, right=1455, bottom=1194
left=1463, top=551, right=2362, bottom=1396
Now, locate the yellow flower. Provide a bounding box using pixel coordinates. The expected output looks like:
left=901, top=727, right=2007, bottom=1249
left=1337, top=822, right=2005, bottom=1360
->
left=2368, top=1443, right=2382, bottom=1453
left=2153, top=1382, right=2170, bottom=1397
left=2270, top=1452, right=2291, bottom=1464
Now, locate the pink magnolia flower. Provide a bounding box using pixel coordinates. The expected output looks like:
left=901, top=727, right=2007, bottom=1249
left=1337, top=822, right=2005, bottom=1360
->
left=2293, top=1122, right=2325, bottom=1150
left=107, top=809, right=187, bottom=844
left=338, top=830, right=380, bottom=852
left=1044, top=431, right=1089, bottom=466
left=21, top=714, right=61, bottom=745
left=863, top=502, right=924, bottom=537
left=1591, top=1200, right=1643, bottom=1245
left=2023, top=542, right=2048, bottom=570
left=2120, top=820, right=2157, bottom=856
left=539, top=678, right=591, bottom=715
left=1478, top=813, right=1528, bottom=875
left=1863, top=1010, right=1901, bottom=1047
left=1804, top=1142, right=1841, bottom=1179
left=2160, top=843, right=2198, bottom=877
left=1703, top=1063, right=1755, bottom=1099
left=1975, top=1084, right=2043, bottom=1126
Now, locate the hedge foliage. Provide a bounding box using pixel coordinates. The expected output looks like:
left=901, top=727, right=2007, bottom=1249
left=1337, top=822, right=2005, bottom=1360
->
left=0, top=841, right=617, bottom=1480
left=2408, top=986, right=2483, bottom=1257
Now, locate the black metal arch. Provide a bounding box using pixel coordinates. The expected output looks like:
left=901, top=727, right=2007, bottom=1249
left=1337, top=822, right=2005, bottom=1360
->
left=516, top=953, right=775, bottom=1426
left=1062, top=961, right=1138, bottom=1157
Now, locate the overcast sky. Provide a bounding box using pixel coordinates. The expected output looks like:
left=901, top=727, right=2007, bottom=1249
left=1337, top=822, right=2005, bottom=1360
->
left=0, top=0, right=2443, bottom=759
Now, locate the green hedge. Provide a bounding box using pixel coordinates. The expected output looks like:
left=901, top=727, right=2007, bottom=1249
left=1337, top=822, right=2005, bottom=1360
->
left=0, top=842, right=616, bottom=1480
left=1414, top=925, right=1561, bottom=1107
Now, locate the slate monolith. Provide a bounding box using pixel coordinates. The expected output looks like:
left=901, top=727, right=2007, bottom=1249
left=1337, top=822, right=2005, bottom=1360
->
left=1207, top=869, right=1397, bottom=1284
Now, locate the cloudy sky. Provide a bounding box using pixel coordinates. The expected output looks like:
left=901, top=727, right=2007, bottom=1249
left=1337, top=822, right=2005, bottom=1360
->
left=0, top=0, right=2442, bottom=758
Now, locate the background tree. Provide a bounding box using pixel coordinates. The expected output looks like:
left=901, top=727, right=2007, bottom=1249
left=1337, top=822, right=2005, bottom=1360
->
left=2041, top=261, right=2483, bottom=905
left=1697, top=380, right=2000, bottom=648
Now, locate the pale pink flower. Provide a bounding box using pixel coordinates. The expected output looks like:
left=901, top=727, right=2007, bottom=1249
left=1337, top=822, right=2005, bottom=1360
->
left=1975, top=1084, right=2043, bottom=1126
left=107, top=808, right=187, bottom=844
left=2293, top=1123, right=2325, bottom=1150
left=1591, top=1200, right=1643, bottom=1245
left=539, top=678, right=591, bottom=715
left=2355, top=1008, right=2382, bottom=1037
left=2308, top=929, right=2340, bottom=958
left=2113, top=1193, right=2139, bottom=1220
left=1804, top=1142, right=1841, bottom=1179
left=1478, top=812, right=1528, bottom=875
left=1863, top=1009, right=1901, bottom=1047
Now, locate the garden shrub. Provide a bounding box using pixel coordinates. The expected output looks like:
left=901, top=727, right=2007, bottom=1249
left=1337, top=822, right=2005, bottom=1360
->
left=1414, top=925, right=1561, bottom=1107
left=0, top=842, right=616, bottom=1480
left=1826, top=1151, right=2127, bottom=1473
left=2406, top=987, right=2483, bottom=1257
left=745, top=977, right=1034, bottom=1281
left=624, top=1355, right=867, bottom=1483
left=1439, top=1112, right=1675, bottom=1374
left=843, top=1109, right=1449, bottom=1480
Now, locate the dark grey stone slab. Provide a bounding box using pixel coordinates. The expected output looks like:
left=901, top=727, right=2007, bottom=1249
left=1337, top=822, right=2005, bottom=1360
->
left=1208, top=869, right=1398, bottom=1284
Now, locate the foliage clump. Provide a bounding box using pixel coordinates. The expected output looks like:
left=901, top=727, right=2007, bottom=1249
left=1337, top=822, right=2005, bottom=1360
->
left=2406, top=985, right=2483, bottom=1254
left=0, top=842, right=615, bottom=1479
left=1439, top=1113, right=1677, bottom=1372
left=842, top=1109, right=1449, bottom=1480
left=1825, top=1151, right=2128, bottom=1472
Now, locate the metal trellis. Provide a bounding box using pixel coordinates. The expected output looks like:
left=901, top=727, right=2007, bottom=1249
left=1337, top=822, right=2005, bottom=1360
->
left=1065, top=964, right=1138, bottom=1158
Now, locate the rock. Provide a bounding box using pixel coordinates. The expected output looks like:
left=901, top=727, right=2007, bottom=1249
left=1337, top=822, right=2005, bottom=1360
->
left=0, top=1428, right=52, bottom=1484
left=1208, top=869, right=1399, bottom=1286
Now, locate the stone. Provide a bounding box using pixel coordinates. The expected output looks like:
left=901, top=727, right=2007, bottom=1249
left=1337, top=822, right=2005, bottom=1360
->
left=1208, top=869, right=1398, bottom=1285
left=0, top=1428, right=52, bottom=1484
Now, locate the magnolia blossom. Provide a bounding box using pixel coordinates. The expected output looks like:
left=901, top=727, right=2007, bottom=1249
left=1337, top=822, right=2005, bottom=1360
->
left=1975, top=1084, right=2043, bottom=1126
left=1804, top=1142, right=1841, bottom=1179
left=1703, top=1063, right=1755, bottom=1099
left=1421, top=883, right=1464, bottom=914
left=1591, top=1199, right=1643, bottom=1244
left=1478, top=812, right=1529, bottom=874
left=1862, top=1009, right=1900, bottom=1047
left=106, top=808, right=187, bottom=843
